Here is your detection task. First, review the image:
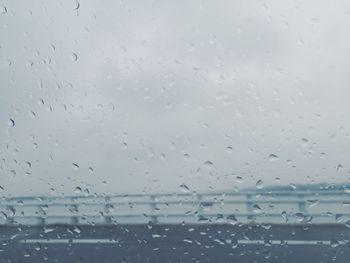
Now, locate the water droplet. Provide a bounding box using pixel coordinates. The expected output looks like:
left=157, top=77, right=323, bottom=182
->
left=183, top=238, right=193, bottom=244
left=301, top=138, right=309, bottom=147
left=74, top=186, right=82, bottom=194
left=236, top=176, right=243, bottom=183
left=74, top=0, right=80, bottom=10
left=281, top=211, right=288, bottom=222
left=337, top=164, right=343, bottom=173
left=107, top=103, right=115, bottom=112
left=342, top=201, right=350, bottom=207
left=203, top=161, right=214, bottom=169
left=83, top=188, right=90, bottom=196
left=226, top=146, right=233, bottom=154
left=70, top=53, right=78, bottom=62
left=261, top=224, right=272, bottom=230
left=40, top=204, right=48, bottom=211
left=178, top=183, right=190, bottom=193
left=268, top=154, right=278, bottom=161
left=289, top=183, right=297, bottom=190
left=88, top=167, right=94, bottom=173
left=1, top=6, right=7, bottom=14
left=183, top=153, right=190, bottom=161
left=345, top=221, right=350, bottom=229
left=160, top=152, right=166, bottom=161
left=256, top=179, right=264, bottom=189
left=253, top=204, right=262, bottom=214
left=295, top=212, right=305, bottom=222
left=8, top=119, right=15, bottom=127
left=330, top=239, right=340, bottom=248
left=307, top=199, right=319, bottom=208
left=44, top=227, right=55, bottom=233
left=38, top=98, right=45, bottom=105
left=226, top=214, right=238, bottom=225
left=73, top=226, right=82, bottom=233
left=215, top=214, right=224, bottom=223
left=72, top=163, right=79, bottom=170
left=28, top=111, right=36, bottom=118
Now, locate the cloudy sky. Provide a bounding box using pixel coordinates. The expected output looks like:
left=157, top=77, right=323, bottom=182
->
left=1, top=0, right=350, bottom=197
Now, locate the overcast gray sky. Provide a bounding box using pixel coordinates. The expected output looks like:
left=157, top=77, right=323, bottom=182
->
left=1, top=0, right=350, bottom=197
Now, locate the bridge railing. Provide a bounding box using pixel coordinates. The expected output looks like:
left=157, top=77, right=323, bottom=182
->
left=1, top=190, right=350, bottom=225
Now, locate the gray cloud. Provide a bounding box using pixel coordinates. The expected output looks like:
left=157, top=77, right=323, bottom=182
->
left=1, top=0, right=350, bottom=197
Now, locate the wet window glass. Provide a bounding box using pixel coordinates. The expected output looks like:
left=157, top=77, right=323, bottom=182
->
left=1, top=1, right=350, bottom=262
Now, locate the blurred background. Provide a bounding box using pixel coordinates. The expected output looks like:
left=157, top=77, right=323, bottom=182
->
left=1, top=0, right=350, bottom=197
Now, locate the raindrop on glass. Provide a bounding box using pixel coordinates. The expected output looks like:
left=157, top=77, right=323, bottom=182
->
left=72, top=163, right=79, bottom=170
left=178, top=183, right=190, bottom=193
left=203, top=161, right=214, bottom=169
left=8, top=119, right=15, bottom=127
left=336, top=164, right=343, bottom=173
left=74, top=186, right=82, bottom=194
left=183, top=153, right=190, bottom=161
left=28, top=111, right=36, bottom=118
left=74, top=0, right=80, bottom=10
left=253, top=204, right=262, bottom=214
left=268, top=154, right=278, bottom=161
left=1, top=6, right=7, bottom=14
left=70, top=53, right=78, bottom=62
left=226, top=146, right=233, bottom=154
left=256, top=179, right=264, bottom=189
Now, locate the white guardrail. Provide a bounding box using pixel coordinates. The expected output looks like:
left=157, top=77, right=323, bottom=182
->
left=1, top=190, right=350, bottom=225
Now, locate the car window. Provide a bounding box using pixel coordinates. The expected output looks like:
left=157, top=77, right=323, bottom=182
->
left=1, top=1, right=350, bottom=262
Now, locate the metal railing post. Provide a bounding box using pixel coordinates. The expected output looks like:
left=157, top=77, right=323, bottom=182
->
left=246, top=194, right=253, bottom=221
left=104, top=196, right=112, bottom=224
left=150, top=195, right=158, bottom=224
left=297, top=194, right=307, bottom=223
left=70, top=197, right=79, bottom=225
left=197, top=194, right=203, bottom=221
left=298, top=195, right=306, bottom=213
left=37, top=201, right=46, bottom=225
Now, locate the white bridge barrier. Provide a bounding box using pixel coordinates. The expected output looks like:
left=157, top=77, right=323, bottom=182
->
left=1, top=190, right=350, bottom=225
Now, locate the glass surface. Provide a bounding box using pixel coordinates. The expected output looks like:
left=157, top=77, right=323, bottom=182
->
left=1, top=1, right=350, bottom=262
